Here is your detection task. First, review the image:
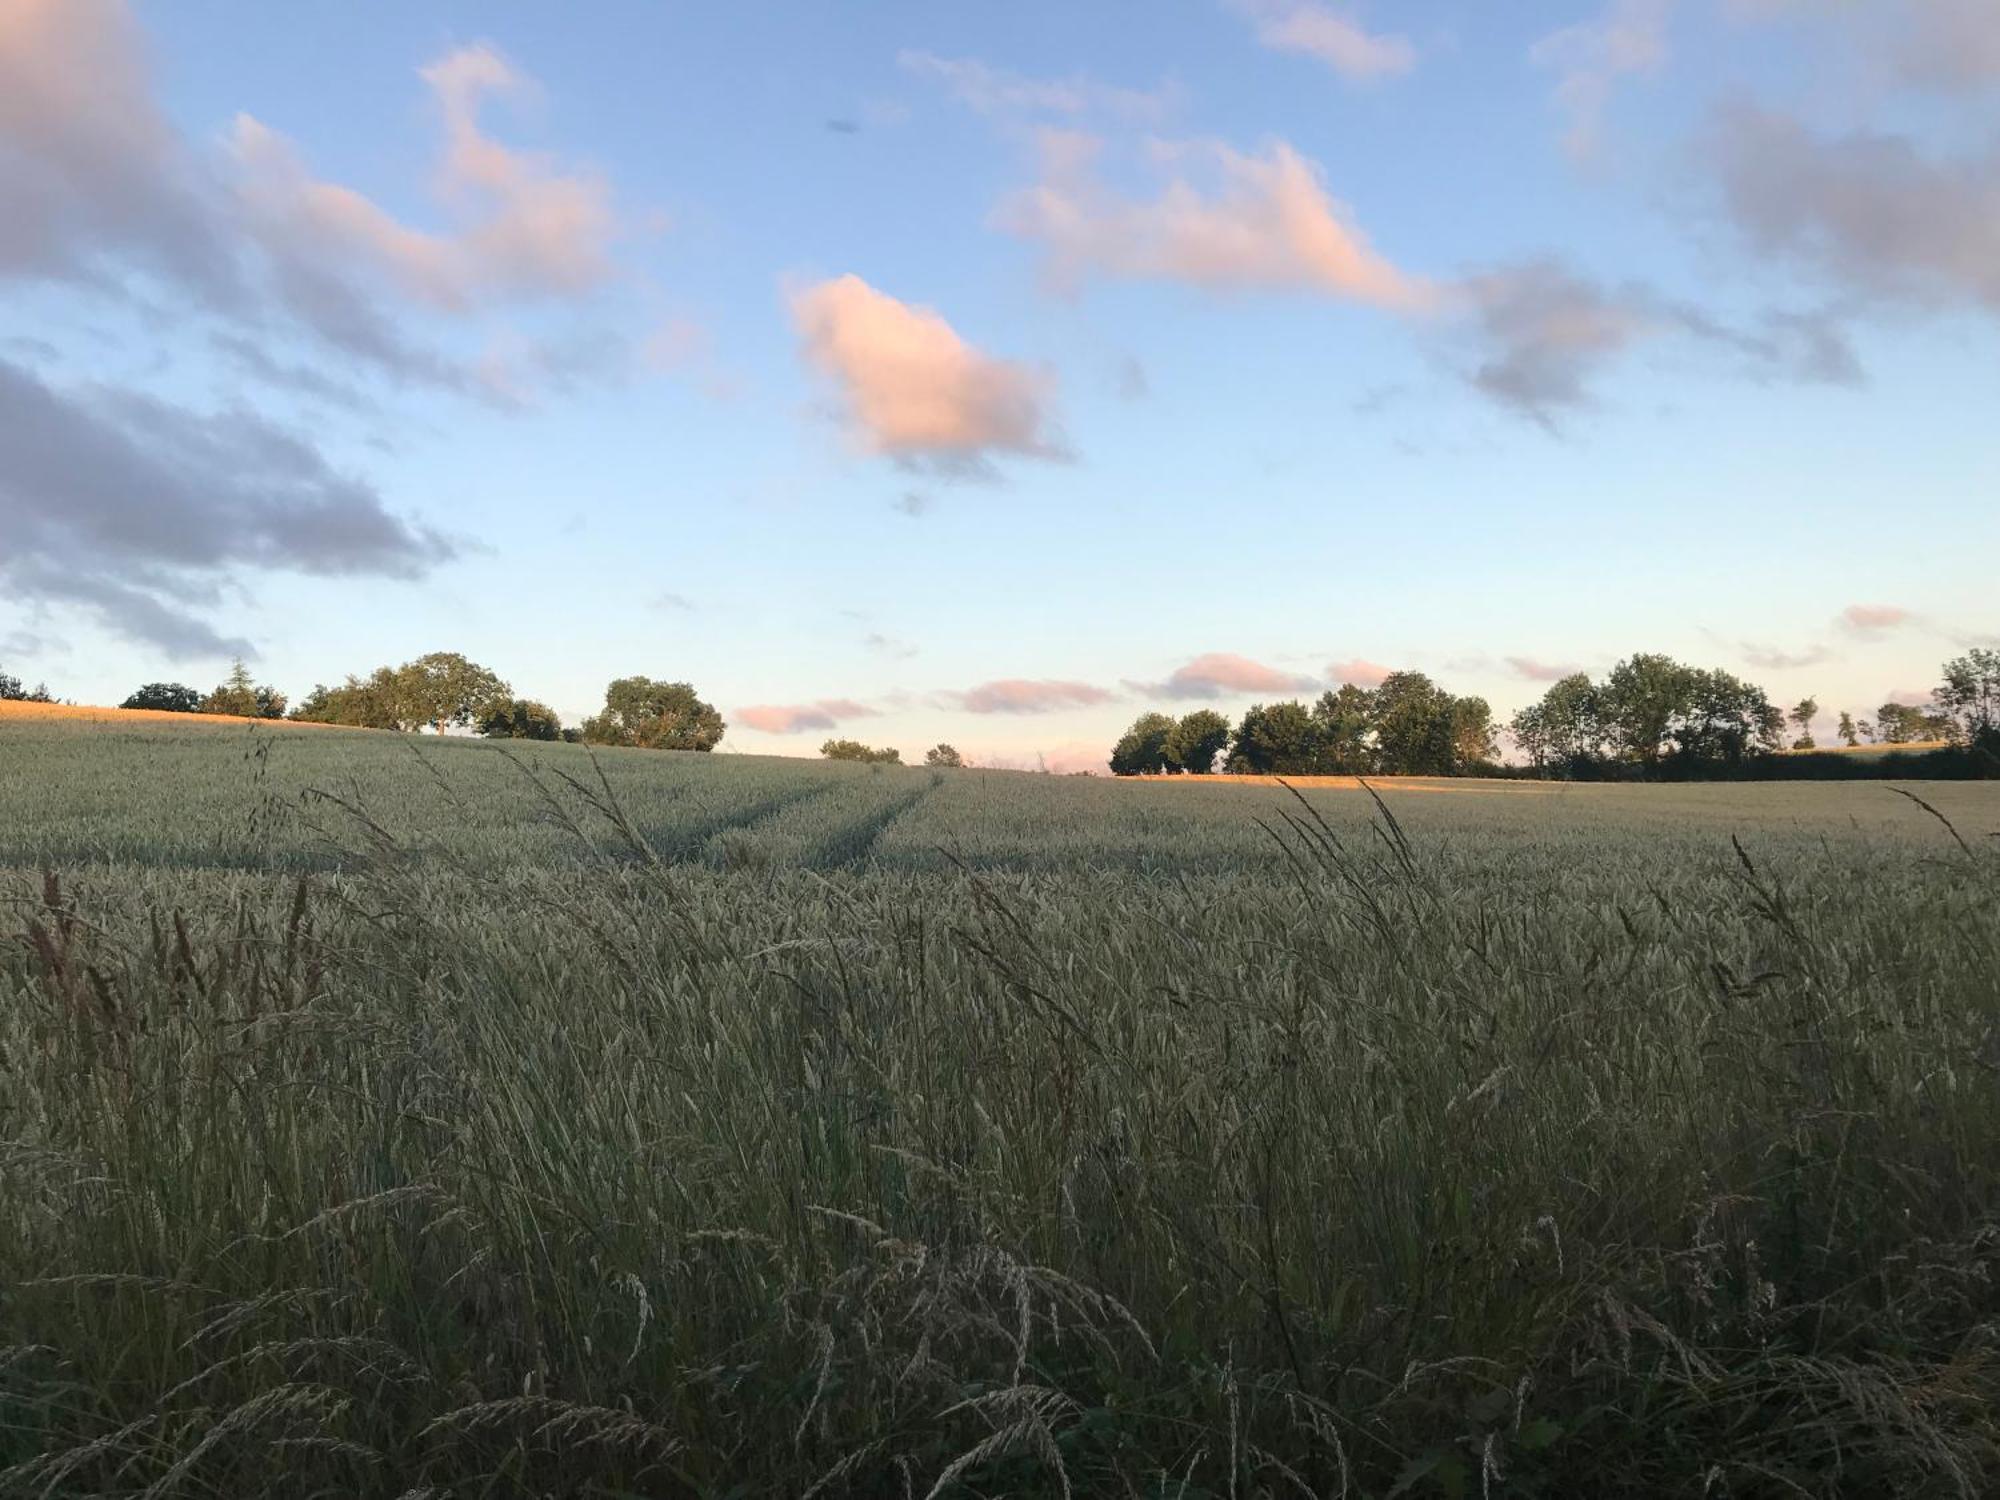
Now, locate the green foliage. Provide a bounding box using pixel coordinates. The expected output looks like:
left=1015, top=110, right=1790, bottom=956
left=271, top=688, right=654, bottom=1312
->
left=290, top=668, right=405, bottom=729
left=1935, top=647, right=2000, bottom=748
left=0, top=666, right=54, bottom=702
left=478, top=697, right=563, bottom=741
left=200, top=658, right=287, bottom=719
left=395, top=650, right=508, bottom=733
left=120, top=682, right=202, bottom=713
left=1311, top=684, right=1376, bottom=772
left=1509, top=673, right=1608, bottom=771
left=1876, top=700, right=1954, bottom=745
left=1837, top=711, right=1859, bottom=748
left=1224, top=699, right=1317, bottom=774
left=1109, top=712, right=1175, bottom=776
left=821, top=738, right=901, bottom=764
left=1164, top=709, right=1230, bottom=775
left=580, top=676, right=725, bottom=750
left=924, top=743, right=965, bottom=767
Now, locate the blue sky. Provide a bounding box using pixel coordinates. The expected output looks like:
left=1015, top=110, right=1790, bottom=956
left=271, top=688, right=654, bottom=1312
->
left=3, top=0, right=1995, bottom=765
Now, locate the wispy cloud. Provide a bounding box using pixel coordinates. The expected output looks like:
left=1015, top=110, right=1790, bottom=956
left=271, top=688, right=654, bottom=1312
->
left=1838, top=603, right=1914, bottom=634
left=1740, top=641, right=1834, bottom=670
left=1136, top=652, right=1321, bottom=700
left=1531, top=0, right=1674, bottom=160
left=997, top=131, right=1434, bottom=309
left=1504, top=656, right=1582, bottom=682
left=897, top=50, right=1179, bottom=124
left=735, top=698, right=878, bottom=734
left=1228, top=0, right=1416, bottom=82
left=948, top=679, right=1116, bottom=714
left=1326, top=657, right=1392, bottom=687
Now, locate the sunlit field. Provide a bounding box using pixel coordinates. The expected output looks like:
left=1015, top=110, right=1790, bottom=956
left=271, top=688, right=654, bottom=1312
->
left=3, top=717, right=1997, bottom=1497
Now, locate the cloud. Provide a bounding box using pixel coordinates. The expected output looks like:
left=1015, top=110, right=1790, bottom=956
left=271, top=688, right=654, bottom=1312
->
left=949, top=679, right=1115, bottom=715
left=735, top=699, right=878, bottom=734
left=1459, top=260, right=1651, bottom=427
left=0, top=355, right=454, bottom=656
left=2, top=3, right=625, bottom=401
left=894, top=490, right=933, bottom=517
left=1229, top=0, right=1416, bottom=81
left=790, top=274, right=1065, bottom=473
left=1139, top=652, right=1321, bottom=700
left=1327, top=657, right=1392, bottom=687
left=1890, top=0, right=2000, bottom=92
left=897, top=50, right=1178, bottom=124
left=1740, top=641, right=1834, bottom=670
left=1530, top=0, right=1673, bottom=159
left=1504, top=656, right=1581, bottom=682
left=996, top=132, right=1434, bottom=309
left=1839, top=603, right=1913, bottom=634
left=653, top=591, right=695, bottom=612
left=0, top=0, right=241, bottom=300
left=1704, top=103, right=2000, bottom=314
left=864, top=631, right=918, bottom=660
left=1114, top=354, right=1149, bottom=400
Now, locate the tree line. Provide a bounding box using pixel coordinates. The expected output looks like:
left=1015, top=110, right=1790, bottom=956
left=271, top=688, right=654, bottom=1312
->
left=1111, top=649, right=2000, bottom=779
left=108, top=652, right=727, bottom=751
left=1113, top=673, right=1496, bottom=777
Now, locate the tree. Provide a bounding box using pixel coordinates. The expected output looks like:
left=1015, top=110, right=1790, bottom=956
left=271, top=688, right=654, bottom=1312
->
left=123, top=683, right=201, bottom=713
left=924, top=743, right=965, bottom=768
left=479, top=698, right=563, bottom=740
left=1836, top=711, right=1859, bottom=748
left=1674, top=669, right=1782, bottom=769
left=1371, top=672, right=1457, bottom=776
left=1933, top=648, right=2000, bottom=748
left=1509, top=673, right=1607, bottom=773
left=1225, top=701, right=1318, bottom=775
left=1310, top=685, right=1375, bottom=773
left=1789, top=696, right=1819, bottom=751
left=1109, top=712, right=1175, bottom=776
left=821, top=739, right=901, bottom=764
left=396, top=651, right=508, bottom=734
left=291, top=669, right=404, bottom=729
left=200, top=659, right=286, bottom=719
left=0, top=668, right=54, bottom=702
left=1165, top=710, right=1231, bottom=775
left=1602, top=654, right=1694, bottom=766
left=1876, top=701, right=1953, bottom=745
left=580, top=678, right=725, bottom=750
left=1449, top=696, right=1497, bottom=772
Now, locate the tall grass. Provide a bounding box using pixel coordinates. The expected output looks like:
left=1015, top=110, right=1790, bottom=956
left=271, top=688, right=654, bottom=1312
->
left=1, top=729, right=1998, bottom=1495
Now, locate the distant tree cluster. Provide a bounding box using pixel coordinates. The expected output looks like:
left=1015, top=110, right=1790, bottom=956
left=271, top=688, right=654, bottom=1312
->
left=0, top=667, right=56, bottom=703
left=1509, top=655, right=1783, bottom=776
left=1114, top=675, right=1494, bottom=777
left=822, top=739, right=901, bottom=764
left=924, top=743, right=965, bottom=767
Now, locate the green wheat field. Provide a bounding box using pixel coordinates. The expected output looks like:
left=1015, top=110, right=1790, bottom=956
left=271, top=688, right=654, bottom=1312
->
left=3, top=715, right=1998, bottom=1498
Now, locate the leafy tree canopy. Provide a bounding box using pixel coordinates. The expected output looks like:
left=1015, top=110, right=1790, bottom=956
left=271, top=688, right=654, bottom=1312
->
left=924, top=743, right=965, bottom=768
left=821, top=739, right=901, bottom=764
left=1109, top=712, right=1175, bottom=776
left=479, top=698, right=564, bottom=741
left=1165, top=709, right=1231, bottom=775
left=581, top=677, right=725, bottom=751
left=122, top=683, right=200, bottom=714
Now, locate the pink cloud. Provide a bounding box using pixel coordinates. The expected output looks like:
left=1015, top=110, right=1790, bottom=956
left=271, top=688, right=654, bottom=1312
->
left=996, top=133, right=1434, bottom=310
left=1042, top=741, right=1112, bottom=775
left=1839, top=603, right=1913, bottom=633
left=1504, top=655, right=1582, bottom=682
left=1145, top=652, right=1321, bottom=700
left=736, top=698, right=878, bottom=734
left=952, top=678, right=1115, bottom=714
left=790, top=273, right=1065, bottom=469
left=229, top=42, right=615, bottom=311
left=1326, top=657, right=1392, bottom=687
left=1231, top=0, right=1416, bottom=81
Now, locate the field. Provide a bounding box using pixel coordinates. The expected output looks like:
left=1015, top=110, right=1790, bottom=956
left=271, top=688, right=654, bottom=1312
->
left=3, top=716, right=1998, bottom=1497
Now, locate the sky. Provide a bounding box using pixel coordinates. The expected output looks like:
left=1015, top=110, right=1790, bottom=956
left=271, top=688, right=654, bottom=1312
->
left=2, top=0, right=1995, bottom=768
